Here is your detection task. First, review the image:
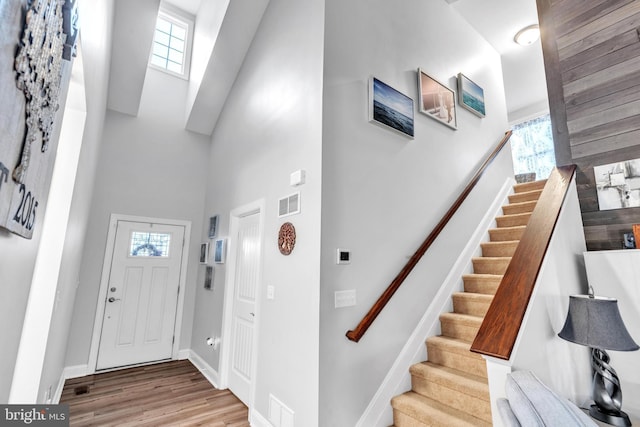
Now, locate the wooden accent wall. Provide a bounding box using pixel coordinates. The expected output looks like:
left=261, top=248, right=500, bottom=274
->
left=537, top=0, right=640, bottom=250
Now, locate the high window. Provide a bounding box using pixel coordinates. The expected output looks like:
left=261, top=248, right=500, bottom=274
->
left=510, top=114, right=556, bottom=181
left=149, top=9, right=193, bottom=79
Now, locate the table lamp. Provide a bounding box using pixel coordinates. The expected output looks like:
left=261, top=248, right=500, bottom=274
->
left=558, top=291, right=639, bottom=426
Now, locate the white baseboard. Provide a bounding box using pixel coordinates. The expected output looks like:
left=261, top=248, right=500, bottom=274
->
left=178, top=348, right=190, bottom=360
left=355, top=177, right=515, bottom=427
left=187, top=350, right=220, bottom=389
left=62, top=364, right=90, bottom=380
left=250, top=409, right=271, bottom=427
left=51, top=365, right=90, bottom=404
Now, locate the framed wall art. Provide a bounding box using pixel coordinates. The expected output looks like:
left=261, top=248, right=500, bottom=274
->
left=0, top=0, right=74, bottom=239
left=418, top=69, right=457, bottom=129
left=214, top=238, right=226, bottom=264
left=204, top=266, right=214, bottom=290
left=369, top=76, right=414, bottom=138
left=457, top=73, right=485, bottom=118
left=594, top=158, right=640, bottom=210
left=208, top=214, right=219, bottom=238
left=199, top=242, right=209, bottom=264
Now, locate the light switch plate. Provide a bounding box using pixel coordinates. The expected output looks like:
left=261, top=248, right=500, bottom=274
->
left=267, top=285, right=275, bottom=300
left=335, top=290, right=356, bottom=308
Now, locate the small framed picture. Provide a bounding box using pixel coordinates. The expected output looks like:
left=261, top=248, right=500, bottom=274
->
left=418, top=69, right=457, bottom=129
left=623, top=233, right=636, bottom=249
left=199, top=242, right=209, bottom=264
left=204, top=266, right=214, bottom=290
left=214, top=238, right=226, bottom=264
left=208, top=215, right=219, bottom=239
left=457, top=73, right=485, bottom=118
left=369, top=76, right=415, bottom=138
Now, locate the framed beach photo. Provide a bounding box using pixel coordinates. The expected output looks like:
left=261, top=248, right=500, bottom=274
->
left=369, top=76, right=415, bottom=138
left=457, top=73, right=485, bottom=118
left=418, top=69, right=457, bottom=129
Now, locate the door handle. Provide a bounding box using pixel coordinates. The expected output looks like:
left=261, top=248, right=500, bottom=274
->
left=250, top=312, right=255, bottom=317
left=108, top=297, right=121, bottom=303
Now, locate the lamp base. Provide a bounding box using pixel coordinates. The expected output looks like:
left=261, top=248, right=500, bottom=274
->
left=590, top=404, right=632, bottom=427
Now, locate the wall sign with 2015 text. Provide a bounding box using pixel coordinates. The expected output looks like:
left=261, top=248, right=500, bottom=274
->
left=0, top=0, right=77, bottom=238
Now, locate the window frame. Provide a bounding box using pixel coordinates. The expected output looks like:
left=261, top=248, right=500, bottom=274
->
left=148, top=7, right=194, bottom=80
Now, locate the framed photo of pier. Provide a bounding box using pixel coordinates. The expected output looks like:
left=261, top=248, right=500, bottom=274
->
left=418, top=69, right=457, bottom=129
left=369, top=76, right=414, bottom=138
left=457, top=73, right=485, bottom=118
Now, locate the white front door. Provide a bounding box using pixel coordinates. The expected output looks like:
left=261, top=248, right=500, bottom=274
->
left=96, top=220, right=185, bottom=370
left=228, top=211, right=261, bottom=405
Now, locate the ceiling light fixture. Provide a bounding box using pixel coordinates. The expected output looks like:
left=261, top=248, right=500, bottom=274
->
left=514, top=24, right=540, bottom=46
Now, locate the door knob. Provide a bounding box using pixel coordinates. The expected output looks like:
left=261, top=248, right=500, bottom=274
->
left=110, top=287, right=117, bottom=292
left=108, top=297, right=121, bottom=303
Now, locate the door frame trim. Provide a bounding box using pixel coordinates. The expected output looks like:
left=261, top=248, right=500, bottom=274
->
left=87, top=213, right=192, bottom=373
left=219, top=199, right=265, bottom=410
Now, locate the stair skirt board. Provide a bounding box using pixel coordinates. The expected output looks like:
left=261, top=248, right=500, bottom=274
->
left=354, top=178, right=516, bottom=427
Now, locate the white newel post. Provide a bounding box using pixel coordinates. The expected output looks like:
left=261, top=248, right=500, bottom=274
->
left=483, top=356, right=512, bottom=427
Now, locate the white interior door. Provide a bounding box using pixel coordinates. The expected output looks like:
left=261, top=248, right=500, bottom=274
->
left=228, top=211, right=261, bottom=405
left=96, top=220, right=185, bottom=370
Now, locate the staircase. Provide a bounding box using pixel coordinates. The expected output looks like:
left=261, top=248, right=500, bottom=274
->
left=390, top=179, right=546, bottom=427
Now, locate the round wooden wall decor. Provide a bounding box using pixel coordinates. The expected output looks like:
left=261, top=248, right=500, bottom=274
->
left=278, top=222, right=296, bottom=255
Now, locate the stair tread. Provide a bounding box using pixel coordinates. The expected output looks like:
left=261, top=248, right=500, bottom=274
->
left=481, top=240, right=520, bottom=246
left=462, top=273, right=503, bottom=279
left=409, top=362, right=489, bottom=400
left=452, top=292, right=493, bottom=301
left=392, top=392, right=491, bottom=427
left=511, top=188, right=544, bottom=197
left=495, top=212, right=531, bottom=220
left=490, top=225, right=526, bottom=231
left=439, top=312, right=483, bottom=326
left=508, top=189, right=543, bottom=203
left=472, top=256, right=511, bottom=275
left=462, top=274, right=502, bottom=295
left=502, top=200, right=538, bottom=214
left=472, top=256, right=512, bottom=261
left=427, top=335, right=480, bottom=353
left=513, top=179, right=547, bottom=193
left=480, top=240, right=519, bottom=255
left=489, top=225, right=526, bottom=242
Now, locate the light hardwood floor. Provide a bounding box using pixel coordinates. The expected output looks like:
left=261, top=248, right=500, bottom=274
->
left=60, top=360, right=249, bottom=426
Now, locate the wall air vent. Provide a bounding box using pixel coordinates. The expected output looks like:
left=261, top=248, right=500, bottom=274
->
left=278, top=192, right=300, bottom=218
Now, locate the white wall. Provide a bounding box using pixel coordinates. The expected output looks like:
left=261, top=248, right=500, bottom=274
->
left=320, top=1, right=513, bottom=425
left=36, top=0, right=116, bottom=401
left=0, top=1, right=78, bottom=402
left=189, top=0, right=324, bottom=425
left=65, top=68, right=210, bottom=368
left=584, top=249, right=640, bottom=419
left=509, top=179, right=592, bottom=406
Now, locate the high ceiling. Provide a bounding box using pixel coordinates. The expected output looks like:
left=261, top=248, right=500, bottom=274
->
left=106, top=0, right=547, bottom=135
left=165, top=0, right=201, bottom=16
left=449, top=0, right=549, bottom=121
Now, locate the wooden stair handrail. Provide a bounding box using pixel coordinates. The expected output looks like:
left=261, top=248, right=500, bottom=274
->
left=470, top=164, right=577, bottom=359
left=346, top=131, right=514, bottom=343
